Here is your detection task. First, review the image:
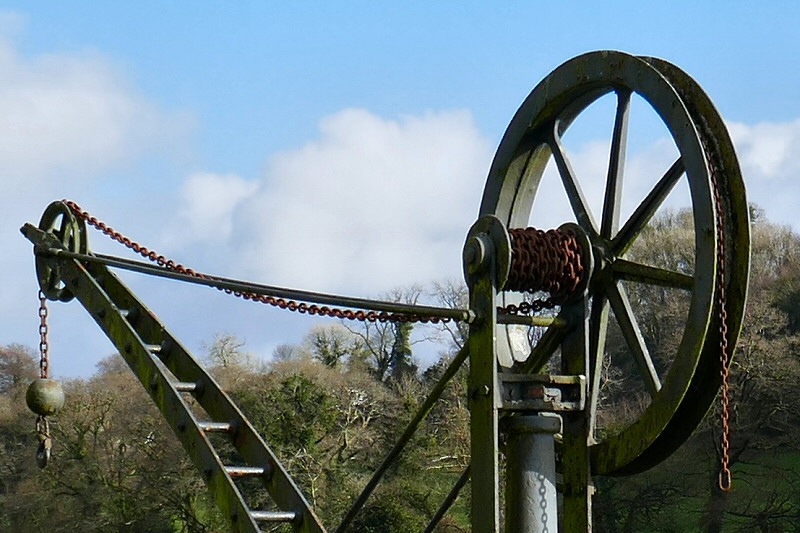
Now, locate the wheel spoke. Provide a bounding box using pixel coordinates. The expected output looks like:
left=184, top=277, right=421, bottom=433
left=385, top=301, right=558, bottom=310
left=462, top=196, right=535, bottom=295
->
left=601, top=89, right=631, bottom=239
left=612, top=157, right=685, bottom=255
left=588, top=292, right=610, bottom=439
left=56, top=214, right=69, bottom=243
left=613, top=259, right=694, bottom=290
left=520, top=319, right=568, bottom=374
left=549, top=123, right=598, bottom=235
left=606, top=281, right=661, bottom=396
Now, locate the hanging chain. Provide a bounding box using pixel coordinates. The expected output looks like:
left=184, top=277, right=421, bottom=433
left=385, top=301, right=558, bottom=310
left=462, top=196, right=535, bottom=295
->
left=38, top=290, right=49, bottom=379
left=62, top=200, right=449, bottom=325
left=704, top=134, right=732, bottom=492
left=35, top=290, right=53, bottom=468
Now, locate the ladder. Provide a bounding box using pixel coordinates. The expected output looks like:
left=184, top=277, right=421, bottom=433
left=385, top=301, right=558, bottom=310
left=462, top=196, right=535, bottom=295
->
left=28, top=224, right=326, bottom=533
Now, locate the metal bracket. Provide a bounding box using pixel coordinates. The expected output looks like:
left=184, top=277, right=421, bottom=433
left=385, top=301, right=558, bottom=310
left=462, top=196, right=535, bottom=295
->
left=500, top=374, right=586, bottom=412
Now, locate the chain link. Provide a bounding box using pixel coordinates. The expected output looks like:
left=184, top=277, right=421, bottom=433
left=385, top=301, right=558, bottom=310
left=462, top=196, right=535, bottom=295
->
left=63, top=200, right=449, bottom=325
left=38, top=290, right=49, bottom=379
left=502, top=299, right=555, bottom=315
left=703, top=134, right=732, bottom=492
left=35, top=292, right=54, bottom=467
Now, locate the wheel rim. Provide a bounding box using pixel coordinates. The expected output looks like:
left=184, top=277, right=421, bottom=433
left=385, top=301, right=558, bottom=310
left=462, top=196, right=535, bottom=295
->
left=36, top=200, right=88, bottom=302
left=613, top=56, right=750, bottom=475
left=480, top=51, right=749, bottom=475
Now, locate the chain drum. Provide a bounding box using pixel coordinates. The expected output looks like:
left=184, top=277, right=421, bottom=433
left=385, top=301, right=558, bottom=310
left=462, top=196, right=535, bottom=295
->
left=504, top=224, right=587, bottom=308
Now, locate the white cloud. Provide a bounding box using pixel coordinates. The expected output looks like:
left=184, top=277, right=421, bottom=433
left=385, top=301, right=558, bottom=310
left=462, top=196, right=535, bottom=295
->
left=0, top=22, right=192, bottom=189
left=728, top=119, right=800, bottom=229
left=167, top=172, right=259, bottom=246
left=168, top=109, right=800, bottom=302
left=728, top=119, right=800, bottom=180
left=212, top=108, right=494, bottom=294
left=0, top=16, right=193, bottom=377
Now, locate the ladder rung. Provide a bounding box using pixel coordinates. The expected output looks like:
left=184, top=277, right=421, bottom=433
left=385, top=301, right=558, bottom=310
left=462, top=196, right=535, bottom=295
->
left=250, top=510, right=297, bottom=523
left=175, top=381, right=198, bottom=392
left=225, top=465, right=267, bottom=477
left=199, top=421, right=232, bottom=433
left=50, top=244, right=330, bottom=532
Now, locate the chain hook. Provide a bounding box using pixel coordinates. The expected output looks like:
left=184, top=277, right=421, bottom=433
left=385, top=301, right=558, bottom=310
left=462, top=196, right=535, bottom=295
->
left=35, top=415, right=52, bottom=468
left=718, top=467, right=732, bottom=492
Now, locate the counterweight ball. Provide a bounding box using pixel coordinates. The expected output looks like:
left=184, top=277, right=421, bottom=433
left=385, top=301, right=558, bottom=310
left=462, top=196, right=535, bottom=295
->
left=26, top=378, right=65, bottom=416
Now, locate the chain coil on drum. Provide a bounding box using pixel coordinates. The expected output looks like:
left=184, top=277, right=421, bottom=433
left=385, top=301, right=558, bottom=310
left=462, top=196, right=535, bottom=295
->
left=503, top=226, right=585, bottom=311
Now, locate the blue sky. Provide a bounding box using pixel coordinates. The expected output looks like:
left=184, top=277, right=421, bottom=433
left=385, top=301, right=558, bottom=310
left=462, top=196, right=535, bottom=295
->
left=2, top=3, right=800, bottom=377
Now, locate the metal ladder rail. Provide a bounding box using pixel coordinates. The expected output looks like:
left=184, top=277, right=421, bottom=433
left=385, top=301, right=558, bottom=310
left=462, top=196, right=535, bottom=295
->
left=59, top=254, right=327, bottom=533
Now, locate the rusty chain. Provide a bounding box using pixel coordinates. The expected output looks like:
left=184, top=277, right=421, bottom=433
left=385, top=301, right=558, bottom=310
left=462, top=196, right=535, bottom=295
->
left=502, top=226, right=584, bottom=314
left=38, top=290, right=49, bottom=379
left=704, top=135, right=733, bottom=492
left=35, top=290, right=54, bottom=468
left=63, top=200, right=586, bottom=323
left=63, top=200, right=449, bottom=325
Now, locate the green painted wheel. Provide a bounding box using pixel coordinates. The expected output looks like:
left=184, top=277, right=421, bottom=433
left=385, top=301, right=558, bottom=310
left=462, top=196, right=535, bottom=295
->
left=481, top=51, right=749, bottom=475
left=36, top=200, right=87, bottom=302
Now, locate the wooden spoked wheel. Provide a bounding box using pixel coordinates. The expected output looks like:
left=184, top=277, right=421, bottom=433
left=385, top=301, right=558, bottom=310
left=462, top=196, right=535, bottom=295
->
left=482, top=51, right=749, bottom=475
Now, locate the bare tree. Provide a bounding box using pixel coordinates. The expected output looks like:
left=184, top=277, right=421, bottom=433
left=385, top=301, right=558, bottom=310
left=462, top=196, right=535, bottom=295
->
left=0, top=344, right=38, bottom=394
left=273, top=343, right=300, bottom=362
left=430, top=280, right=469, bottom=352
left=203, top=332, right=249, bottom=368
left=94, top=353, right=130, bottom=376
left=343, top=285, right=429, bottom=381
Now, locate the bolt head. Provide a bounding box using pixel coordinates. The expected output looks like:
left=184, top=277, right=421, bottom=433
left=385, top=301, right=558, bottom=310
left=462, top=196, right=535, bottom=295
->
left=464, top=235, right=489, bottom=275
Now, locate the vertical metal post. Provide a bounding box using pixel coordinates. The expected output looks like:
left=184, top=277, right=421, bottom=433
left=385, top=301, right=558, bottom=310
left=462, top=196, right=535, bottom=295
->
left=560, top=299, right=593, bottom=531
left=503, top=414, right=562, bottom=533
left=467, top=252, right=501, bottom=532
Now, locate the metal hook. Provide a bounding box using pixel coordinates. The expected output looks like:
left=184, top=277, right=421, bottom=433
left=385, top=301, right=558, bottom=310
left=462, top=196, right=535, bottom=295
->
left=36, top=438, right=52, bottom=469
left=718, top=468, right=732, bottom=492
left=35, top=415, right=52, bottom=469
